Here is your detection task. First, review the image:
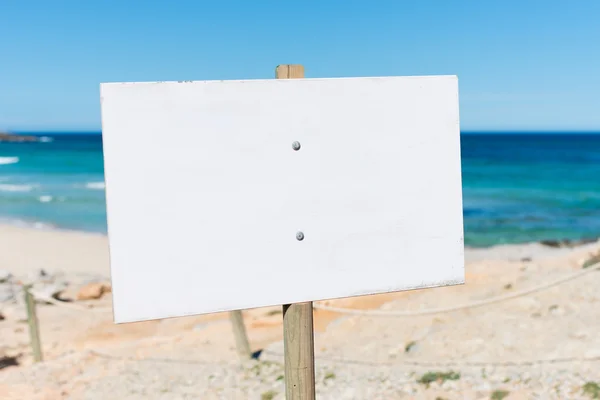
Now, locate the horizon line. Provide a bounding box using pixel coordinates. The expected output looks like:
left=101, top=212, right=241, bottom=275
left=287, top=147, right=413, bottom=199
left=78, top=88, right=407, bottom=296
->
left=5, top=129, right=600, bottom=135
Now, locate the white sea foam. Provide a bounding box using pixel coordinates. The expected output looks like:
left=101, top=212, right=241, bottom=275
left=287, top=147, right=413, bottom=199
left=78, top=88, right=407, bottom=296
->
left=32, top=222, right=53, bottom=230
left=85, top=182, right=105, bottom=190
left=0, top=183, right=35, bottom=192
left=0, top=217, right=53, bottom=230
left=39, top=136, right=54, bottom=143
left=0, top=157, right=19, bottom=165
left=39, top=195, right=53, bottom=203
left=0, top=215, right=66, bottom=233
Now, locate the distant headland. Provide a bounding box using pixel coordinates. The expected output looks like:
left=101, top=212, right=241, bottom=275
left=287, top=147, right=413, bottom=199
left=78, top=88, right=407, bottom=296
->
left=0, top=132, right=39, bottom=142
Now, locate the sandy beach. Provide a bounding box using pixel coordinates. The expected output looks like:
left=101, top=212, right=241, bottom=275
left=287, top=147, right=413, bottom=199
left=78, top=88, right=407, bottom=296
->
left=1, top=224, right=600, bottom=399
left=0, top=225, right=109, bottom=278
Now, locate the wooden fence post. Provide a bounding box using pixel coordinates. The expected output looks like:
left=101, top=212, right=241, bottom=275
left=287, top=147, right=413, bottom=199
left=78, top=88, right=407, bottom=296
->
left=229, top=309, right=252, bottom=360
left=276, top=64, right=316, bottom=400
left=24, top=285, right=43, bottom=362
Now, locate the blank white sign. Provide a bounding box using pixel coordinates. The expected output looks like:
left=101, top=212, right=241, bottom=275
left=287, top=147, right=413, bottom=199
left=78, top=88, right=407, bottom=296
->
left=100, top=75, right=464, bottom=323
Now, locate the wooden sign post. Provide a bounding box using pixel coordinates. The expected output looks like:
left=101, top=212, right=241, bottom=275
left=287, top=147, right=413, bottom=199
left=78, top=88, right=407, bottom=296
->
left=24, top=285, right=43, bottom=363
left=276, top=64, right=316, bottom=399
left=229, top=309, right=252, bottom=360
left=100, top=64, right=464, bottom=400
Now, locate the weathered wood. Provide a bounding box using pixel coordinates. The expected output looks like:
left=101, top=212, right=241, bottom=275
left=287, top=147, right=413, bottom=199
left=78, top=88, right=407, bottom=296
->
left=24, top=285, right=43, bottom=362
left=275, top=64, right=305, bottom=79
left=276, top=63, right=316, bottom=400
left=282, top=303, right=315, bottom=400
left=229, top=310, right=252, bottom=360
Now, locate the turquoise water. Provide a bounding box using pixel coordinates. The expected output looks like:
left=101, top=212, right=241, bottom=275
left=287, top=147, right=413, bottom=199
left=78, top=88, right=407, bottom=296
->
left=0, top=134, right=106, bottom=232
left=462, top=134, right=600, bottom=246
left=1, top=133, right=599, bottom=247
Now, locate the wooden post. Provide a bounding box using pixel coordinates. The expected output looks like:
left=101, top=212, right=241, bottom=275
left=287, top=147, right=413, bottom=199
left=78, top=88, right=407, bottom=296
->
left=24, top=285, right=43, bottom=362
left=282, top=303, right=315, bottom=399
left=276, top=64, right=316, bottom=400
left=229, top=310, right=252, bottom=360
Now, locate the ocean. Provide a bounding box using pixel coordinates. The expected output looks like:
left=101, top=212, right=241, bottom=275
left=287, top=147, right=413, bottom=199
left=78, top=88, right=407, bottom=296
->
left=0, top=134, right=106, bottom=233
left=1, top=133, right=599, bottom=247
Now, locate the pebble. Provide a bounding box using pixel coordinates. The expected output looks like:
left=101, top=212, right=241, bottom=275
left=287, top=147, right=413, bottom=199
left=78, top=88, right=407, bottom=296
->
left=31, top=282, right=68, bottom=302
left=0, top=269, right=12, bottom=283
left=0, top=283, right=16, bottom=302
left=77, top=282, right=111, bottom=300
left=24, top=269, right=53, bottom=285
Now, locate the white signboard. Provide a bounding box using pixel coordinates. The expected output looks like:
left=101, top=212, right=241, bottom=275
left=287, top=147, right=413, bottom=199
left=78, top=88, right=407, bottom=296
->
left=100, top=75, right=464, bottom=323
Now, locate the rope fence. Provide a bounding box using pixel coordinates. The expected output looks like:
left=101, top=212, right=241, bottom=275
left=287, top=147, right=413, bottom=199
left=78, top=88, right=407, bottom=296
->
left=26, top=261, right=600, bottom=318
left=261, top=351, right=600, bottom=369
left=313, top=262, right=600, bottom=316
left=19, top=261, right=600, bottom=369
left=85, top=348, right=600, bottom=370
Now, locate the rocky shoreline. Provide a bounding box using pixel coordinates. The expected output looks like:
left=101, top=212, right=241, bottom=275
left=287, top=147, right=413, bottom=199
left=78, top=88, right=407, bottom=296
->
left=538, top=237, right=599, bottom=248
left=0, top=132, right=39, bottom=143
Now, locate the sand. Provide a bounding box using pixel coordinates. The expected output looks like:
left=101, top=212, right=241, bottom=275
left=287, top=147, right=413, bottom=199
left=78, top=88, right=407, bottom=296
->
left=1, top=224, right=600, bottom=399
left=0, top=225, right=109, bottom=278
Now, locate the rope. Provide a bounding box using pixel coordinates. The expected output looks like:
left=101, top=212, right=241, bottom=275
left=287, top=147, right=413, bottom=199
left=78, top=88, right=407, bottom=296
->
left=313, top=262, right=600, bottom=317
left=26, top=262, right=600, bottom=317
left=87, top=349, right=237, bottom=366
left=389, top=355, right=600, bottom=368
left=88, top=347, right=600, bottom=369
left=261, top=350, right=600, bottom=368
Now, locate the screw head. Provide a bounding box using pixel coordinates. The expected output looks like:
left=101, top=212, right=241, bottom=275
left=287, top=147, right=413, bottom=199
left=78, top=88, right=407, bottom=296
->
left=292, top=141, right=301, bottom=151
left=296, top=231, right=305, bottom=241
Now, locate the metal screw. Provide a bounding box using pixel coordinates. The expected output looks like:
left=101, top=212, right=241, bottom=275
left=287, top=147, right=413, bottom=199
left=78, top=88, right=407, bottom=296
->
left=296, top=231, right=305, bottom=241
left=292, top=141, right=301, bottom=151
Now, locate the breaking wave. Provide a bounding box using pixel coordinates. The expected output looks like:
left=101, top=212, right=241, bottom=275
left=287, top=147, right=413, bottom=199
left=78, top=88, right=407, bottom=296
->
left=85, top=182, right=105, bottom=190
left=0, top=183, right=35, bottom=192
left=0, top=157, right=19, bottom=165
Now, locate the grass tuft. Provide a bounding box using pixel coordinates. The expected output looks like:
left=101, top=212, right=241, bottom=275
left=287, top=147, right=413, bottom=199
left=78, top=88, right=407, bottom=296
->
left=417, top=371, right=460, bottom=388
left=583, top=253, right=600, bottom=269
left=583, top=382, right=600, bottom=399
left=324, top=371, right=336, bottom=381
left=491, top=390, right=510, bottom=400
left=261, top=390, right=277, bottom=400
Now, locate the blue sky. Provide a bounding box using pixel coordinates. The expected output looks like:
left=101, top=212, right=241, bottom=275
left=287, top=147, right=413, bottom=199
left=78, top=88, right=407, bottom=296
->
left=1, top=0, right=599, bottom=132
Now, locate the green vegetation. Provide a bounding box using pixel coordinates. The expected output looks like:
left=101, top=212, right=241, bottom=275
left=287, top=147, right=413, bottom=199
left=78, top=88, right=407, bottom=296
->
left=417, top=371, right=460, bottom=388
left=243, top=360, right=284, bottom=381
left=491, top=390, right=510, bottom=400
left=583, top=382, right=600, bottom=399
left=582, top=253, right=600, bottom=269
left=324, top=371, right=336, bottom=381
left=261, top=390, right=277, bottom=400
